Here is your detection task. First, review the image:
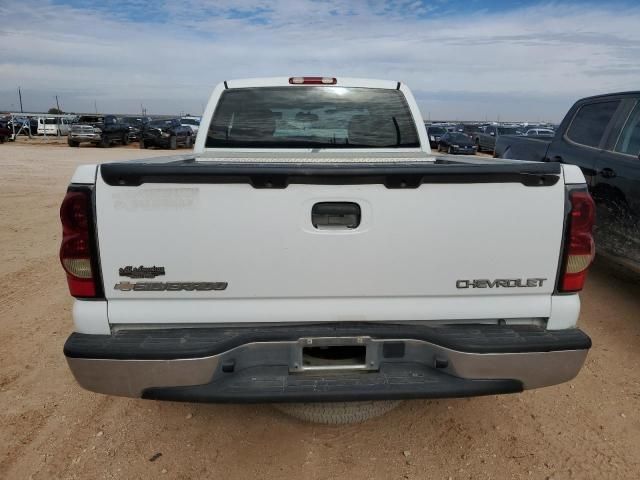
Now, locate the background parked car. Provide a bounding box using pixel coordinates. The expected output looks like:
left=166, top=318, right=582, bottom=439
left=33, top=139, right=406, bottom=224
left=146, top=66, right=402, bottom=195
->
left=120, top=117, right=150, bottom=142
left=68, top=115, right=130, bottom=147
left=455, top=124, right=481, bottom=137
left=0, top=119, right=10, bottom=143
left=37, top=117, right=70, bottom=136
left=495, top=91, right=640, bottom=270
left=180, top=116, right=201, bottom=136
left=525, top=128, right=555, bottom=136
left=474, top=125, right=520, bottom=153
left=437, top=132, right=476, bottom=154
left=425, top=125, right=447, bottom=149
left=7, top=117, right=33, bottom=136
left=140, top=118, right=193, bottom=149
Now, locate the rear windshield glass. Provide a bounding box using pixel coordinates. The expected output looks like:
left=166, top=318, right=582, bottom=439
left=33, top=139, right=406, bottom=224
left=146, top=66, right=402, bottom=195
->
left=206, top=87, right=420, bottom=148
left=181, top=118, right=199, bottom=125
left=427, top=127, right=446, bottom=134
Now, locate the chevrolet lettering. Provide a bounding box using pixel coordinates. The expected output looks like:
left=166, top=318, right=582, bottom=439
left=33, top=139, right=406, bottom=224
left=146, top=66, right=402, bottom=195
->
left=456, top=278, right=547, bottom=289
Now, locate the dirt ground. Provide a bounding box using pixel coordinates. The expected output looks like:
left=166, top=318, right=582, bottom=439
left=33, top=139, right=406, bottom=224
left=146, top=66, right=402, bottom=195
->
left=1, top=140, right=639, bottom=480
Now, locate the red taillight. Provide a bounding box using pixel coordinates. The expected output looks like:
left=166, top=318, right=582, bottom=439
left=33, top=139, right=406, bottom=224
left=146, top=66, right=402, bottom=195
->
left=559, top=190, right=595, bottom=292
left=60, top=189, right=99, bottom=298
left=289, top=76, right=337, bottom=85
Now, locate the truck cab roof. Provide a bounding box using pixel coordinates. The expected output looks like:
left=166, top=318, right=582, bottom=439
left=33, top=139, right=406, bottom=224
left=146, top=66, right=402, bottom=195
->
left=225, top=77, right=401, bottom=90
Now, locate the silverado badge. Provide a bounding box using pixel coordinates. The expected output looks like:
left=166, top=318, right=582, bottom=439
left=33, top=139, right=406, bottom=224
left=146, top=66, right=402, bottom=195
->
left=114, top=281, right=228, bottom=292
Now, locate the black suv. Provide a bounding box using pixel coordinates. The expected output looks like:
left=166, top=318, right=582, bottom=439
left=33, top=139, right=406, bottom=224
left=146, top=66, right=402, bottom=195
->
left=68, top=115, right=130, bottom=147
left=495, top=91, right=640, bottom=269
left=140, top=118, right=193, bottom=149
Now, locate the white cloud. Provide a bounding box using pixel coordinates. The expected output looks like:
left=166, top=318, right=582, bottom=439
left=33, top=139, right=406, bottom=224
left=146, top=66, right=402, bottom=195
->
left=1, top=0, right=639, bottom=120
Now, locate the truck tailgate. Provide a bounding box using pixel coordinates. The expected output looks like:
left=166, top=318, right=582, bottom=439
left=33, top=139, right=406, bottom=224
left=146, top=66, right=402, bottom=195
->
left=95, top=160, right=565, bottom=325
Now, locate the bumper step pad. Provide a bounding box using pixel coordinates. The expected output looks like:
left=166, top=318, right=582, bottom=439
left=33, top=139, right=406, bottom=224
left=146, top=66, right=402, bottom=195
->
left=142, top=363, right=522, bottom=403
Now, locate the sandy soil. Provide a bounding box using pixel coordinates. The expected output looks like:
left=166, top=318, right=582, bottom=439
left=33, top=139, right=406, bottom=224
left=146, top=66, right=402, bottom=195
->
left=1, top=141, right=639, bottom=480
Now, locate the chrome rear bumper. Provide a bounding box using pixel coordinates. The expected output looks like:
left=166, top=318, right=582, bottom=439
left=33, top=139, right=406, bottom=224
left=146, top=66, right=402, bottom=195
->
left=64, top=324, right=590, bottom=402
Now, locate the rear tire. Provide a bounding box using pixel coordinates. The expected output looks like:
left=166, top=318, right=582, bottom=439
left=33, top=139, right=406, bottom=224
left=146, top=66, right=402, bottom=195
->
left=169, top=136, right=177, bottom=150
left=139, top=139, right=147, bottom=149
left=186, top=135, right=193, bottom=148
left=274, top=401, right=402, bottom=425
left=475, top=139, right=482, bottom=152
left=99, top=136, right=110, bottom=148
left=122, top=133, right=130, bottom=145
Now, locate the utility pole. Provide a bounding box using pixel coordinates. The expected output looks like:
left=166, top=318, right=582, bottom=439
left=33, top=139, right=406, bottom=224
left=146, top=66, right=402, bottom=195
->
left=18, top=87, right=23, bottom=113
left=94, top=100, right=98, bottom=114
left=55, top=95, right=61, bottom=112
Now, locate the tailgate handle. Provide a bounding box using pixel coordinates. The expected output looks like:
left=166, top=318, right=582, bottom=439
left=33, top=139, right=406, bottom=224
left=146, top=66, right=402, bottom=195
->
left=312, top=202, right=361, bottom=229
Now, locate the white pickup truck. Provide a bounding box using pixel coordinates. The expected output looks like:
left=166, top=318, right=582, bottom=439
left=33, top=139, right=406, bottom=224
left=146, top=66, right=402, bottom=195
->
left=61, top=77, right=594, bottom=422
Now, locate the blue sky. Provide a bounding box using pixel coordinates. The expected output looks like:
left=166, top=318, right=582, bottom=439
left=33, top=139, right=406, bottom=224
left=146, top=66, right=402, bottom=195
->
left=1, top=0, right=640, bottom=120
left=50, top=0, right=549, bottom=24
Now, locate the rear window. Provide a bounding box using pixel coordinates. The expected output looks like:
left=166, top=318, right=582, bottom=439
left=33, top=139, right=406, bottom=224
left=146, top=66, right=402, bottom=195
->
left=205, top=87, right=420, bottom=149
left=427, top=127, right=446, bottom=135
left=567, top=101, right=620, bottom=148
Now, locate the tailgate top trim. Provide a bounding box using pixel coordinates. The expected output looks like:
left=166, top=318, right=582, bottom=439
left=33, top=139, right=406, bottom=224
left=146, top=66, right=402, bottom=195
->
left=100, top=160, right=561, bottom=188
